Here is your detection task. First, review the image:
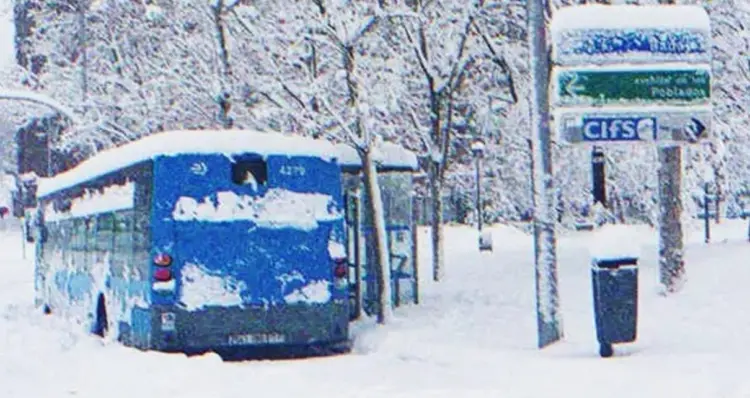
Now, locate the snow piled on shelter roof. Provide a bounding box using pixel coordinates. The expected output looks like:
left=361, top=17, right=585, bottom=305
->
left=551, top=5, right=710, bottom=32
left=37, top=130, right=338, bottom=197
left=336, top=142, right=419, bottom=171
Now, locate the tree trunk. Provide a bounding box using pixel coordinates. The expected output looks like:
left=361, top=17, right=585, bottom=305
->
left=430, top=161, right=445, bottom=282
left=362, top=149, right=393, bottom=324
left=212, top=0, right=233, bottom=129
left=528, top=0, right=562, bottom=348
left=14, top=0, right=44, bottom=77
left=77, top=0, right=88, bottom=104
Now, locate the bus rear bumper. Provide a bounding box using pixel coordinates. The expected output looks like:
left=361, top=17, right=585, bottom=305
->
left=149, top=301, right=350, bottom=357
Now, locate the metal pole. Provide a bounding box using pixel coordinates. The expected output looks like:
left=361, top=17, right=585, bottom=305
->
left=704, top=183, right=710, bottom=244
left=411, top=190, right=420, bottom=305
left=353, top=194, right=362, bottom=319
left=528, top=0, right=562, bottom=349
left=21, top=219, right=26, bottom=260
left=476, top=156, right=482, bottom=232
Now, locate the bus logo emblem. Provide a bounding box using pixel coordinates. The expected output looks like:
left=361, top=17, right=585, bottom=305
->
left=161, top=312, right=176, bottom=331
left=190, top=162, right=208, bottom=176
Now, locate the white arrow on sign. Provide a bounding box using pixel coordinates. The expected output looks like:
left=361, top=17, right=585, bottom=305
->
left=564, top=73, right=586, bottom=97
left=684, top=117, right=706, bottom=143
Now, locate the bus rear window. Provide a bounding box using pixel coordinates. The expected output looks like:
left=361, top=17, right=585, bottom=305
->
left=231, top=156, right=267, bottom=187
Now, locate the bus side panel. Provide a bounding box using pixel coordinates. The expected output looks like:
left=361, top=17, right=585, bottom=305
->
left=96, top=163, right=153, bottom=346
left=35, top=162, right=153, bottom=344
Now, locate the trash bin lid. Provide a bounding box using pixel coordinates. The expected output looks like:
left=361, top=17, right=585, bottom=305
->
left=591, top=257, right=638, bottom=269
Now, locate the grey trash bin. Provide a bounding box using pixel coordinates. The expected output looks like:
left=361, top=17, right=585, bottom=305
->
left=591, top=256, right=638, bottom=357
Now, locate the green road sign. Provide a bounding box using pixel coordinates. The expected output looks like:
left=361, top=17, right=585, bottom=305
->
left=553, top=67, right=710, bottom=106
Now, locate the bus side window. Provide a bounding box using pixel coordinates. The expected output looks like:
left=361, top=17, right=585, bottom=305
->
left=133, top=209, right=150, bottom=276
left=85, top=217, right=97, bottom=267
left=133, top=210, right=149, bottom=251
left=231, top=157, right=267, bottom=187
left=59, top=219, right=71, bottom=267
left=71, top=218, right=87, bottom=269
left=43, top=221, right=57, bottom=261
left=113, top=211, right=134, bottom=271
left=96, top=214, right=115, bottom=264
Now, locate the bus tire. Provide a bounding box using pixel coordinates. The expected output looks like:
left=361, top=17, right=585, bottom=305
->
left=42, top=304, right=51, bottom=315
left=92, top=294, right=108, bottom=338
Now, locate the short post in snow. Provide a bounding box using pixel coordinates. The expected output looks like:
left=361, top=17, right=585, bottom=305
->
left=591, top=146, right=606, bottom=207
left=740, top=194, right=750, bottom=242
left=471, top=138, right=492, bottom=252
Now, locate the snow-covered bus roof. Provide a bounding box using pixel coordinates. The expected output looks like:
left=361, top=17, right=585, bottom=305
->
left=335, top=142, right=419, bottom=172
left=38, top=130, right=340, bottom=197
left=551, top=5, right=710, bottom=32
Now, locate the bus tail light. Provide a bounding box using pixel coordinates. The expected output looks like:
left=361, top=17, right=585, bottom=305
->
left=154, top=253, right=172, bottom=267
left=333, top=258, right=348, bottom=279
left=154, top=268, right=173, bottom=282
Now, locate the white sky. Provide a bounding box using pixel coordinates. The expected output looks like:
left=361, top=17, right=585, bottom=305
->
left=0, top=3, right=13, bottom=68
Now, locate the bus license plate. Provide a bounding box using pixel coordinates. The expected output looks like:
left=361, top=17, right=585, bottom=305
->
left=227, top=333, right=286, bottom=346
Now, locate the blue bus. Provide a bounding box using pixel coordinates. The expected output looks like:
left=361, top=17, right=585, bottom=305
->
left=34, top=130, right=350, bottom=356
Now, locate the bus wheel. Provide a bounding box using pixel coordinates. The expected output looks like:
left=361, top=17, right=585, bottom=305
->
left=92, top=294, right=108, bottom=338
left=42, top=304, right=51, bottom=315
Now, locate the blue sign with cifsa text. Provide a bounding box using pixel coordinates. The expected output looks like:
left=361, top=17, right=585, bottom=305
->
left=582, top=117, right=657, bottom=142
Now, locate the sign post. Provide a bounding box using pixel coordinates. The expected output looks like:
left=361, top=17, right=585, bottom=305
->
left=550, top=4, right=712, bottom=293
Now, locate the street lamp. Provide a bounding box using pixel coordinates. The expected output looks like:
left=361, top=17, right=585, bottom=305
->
left=470, top=138, right=492, bottom=251
left=470, top=138, right=485, bottom=230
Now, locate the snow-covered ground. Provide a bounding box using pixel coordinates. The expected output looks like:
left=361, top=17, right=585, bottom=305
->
left=2, top=217, right=750, bottom=397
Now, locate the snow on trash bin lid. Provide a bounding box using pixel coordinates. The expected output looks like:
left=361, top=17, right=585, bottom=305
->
left=592, top=257, right=638, bottom=269
left=587, top=224, right=644, bottom=262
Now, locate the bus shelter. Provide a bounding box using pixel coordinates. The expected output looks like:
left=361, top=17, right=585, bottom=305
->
left=336, top=143, right=420, bottom=319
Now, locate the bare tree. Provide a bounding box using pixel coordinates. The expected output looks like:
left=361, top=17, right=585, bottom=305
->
left=306, top=0, right=396, bottom=323
left=397, top=1, right=478, bottom=281
left=211, top=0, right=235, bottom=129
